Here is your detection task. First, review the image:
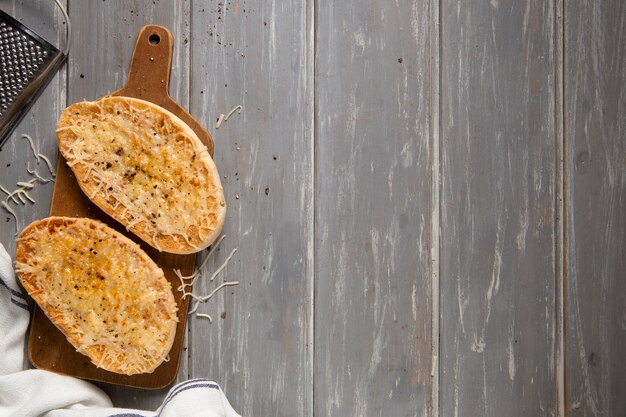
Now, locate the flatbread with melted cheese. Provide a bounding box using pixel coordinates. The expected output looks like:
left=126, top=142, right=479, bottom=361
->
left=56, top=96, right=226, bottom=254
left=15, top=216, right=178, bottom=375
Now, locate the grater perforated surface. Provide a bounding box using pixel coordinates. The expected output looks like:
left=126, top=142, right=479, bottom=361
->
left=0, top=21, right=51, bottom=116
left=0, top=9, right=64, bottom=147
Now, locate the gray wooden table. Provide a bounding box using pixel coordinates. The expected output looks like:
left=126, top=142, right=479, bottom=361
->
left=1, top=0, right=624, bottom=415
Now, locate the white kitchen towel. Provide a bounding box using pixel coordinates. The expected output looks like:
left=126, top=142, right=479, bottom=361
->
left=0, top=243, right=241, bottom=417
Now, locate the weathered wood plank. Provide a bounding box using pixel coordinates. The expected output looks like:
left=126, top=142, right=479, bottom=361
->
left=188, top=2, right=314, bottom=417
left=0, top=0, right=65, bottom=260
left=564, top=1, right=626, bottom=415
left=67, top=0, right=190, bottom=409
left=315, top=1, right=432, bottom=415
left=430, top=0, right=442, bottom=414
left=439, top=1, right=559, bottom=415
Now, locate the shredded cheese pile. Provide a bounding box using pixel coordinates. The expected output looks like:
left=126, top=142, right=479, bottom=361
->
left=57, top=99, right=222, bottom=251
left=16, top=220, right=177, bottom=374
left=1, top=134, right=55, bottom=235
left=174, top=234, right=239, bottom=323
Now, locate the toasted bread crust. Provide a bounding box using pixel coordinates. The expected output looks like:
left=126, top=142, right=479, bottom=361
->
left=56, top=96, right=226, bottom=254
left=15, top=217, right=178, bottom=375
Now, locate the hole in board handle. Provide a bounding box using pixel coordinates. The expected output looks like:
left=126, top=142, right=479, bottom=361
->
left=149, top=34, right=161, bottom=45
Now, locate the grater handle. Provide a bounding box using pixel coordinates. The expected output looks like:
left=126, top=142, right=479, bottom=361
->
left=118, top=25, right=173, bottom=103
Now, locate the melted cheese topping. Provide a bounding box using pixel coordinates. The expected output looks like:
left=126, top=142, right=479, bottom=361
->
left=57, top=98, right=223, bottom=252
left=16, top=219, right=177, bottom=375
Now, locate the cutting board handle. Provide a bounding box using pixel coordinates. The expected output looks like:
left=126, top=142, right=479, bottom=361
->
left=112, top=24, right=214, bottom=156
left=118, top=25, right=173, bottom=101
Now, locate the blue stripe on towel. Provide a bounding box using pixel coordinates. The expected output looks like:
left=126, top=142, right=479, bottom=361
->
left=161, top=378, right=217, bottom=404
left=108, top=414, right=155, bottom=417
left=10, top=297, right=29, bottom=311
left=160, top=382, right=220, bottom=411
left=0, top=276, right=27, bottom=300
left=1, top=276, right=29, bottom=311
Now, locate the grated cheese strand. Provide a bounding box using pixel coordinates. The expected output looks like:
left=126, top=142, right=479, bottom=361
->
left=184, top=292, right=209, bottom=302
left=192, top=281, right=239, bottom=303
left=197, top=234, right=227, bottom=272
left=188, top=300, right=200, bottom=315
left=191, top=236, right=229, bottom=287
left=37, top=153, right=56, bottom=176
left=0, top=185, right=19, bottom=204
left=17, top=180, right=36, bottom=189
left=209, top=248, right=237, bottom=282
left=215, top=105, right=243, bottom=130
left=215, top=114, right=225, bottom=130
left=174, top=268, right=198, bottom=293
left=18, top=190, right=35, bottom=204
left=34, top=171, right=54, bottom=183
left=174, top=267, right=198, bottom=281
left=185, top=280, right=239, bottom=314
left=196, top=313, right=213, bottom=323
left=21, top=134, right=56, bottom=176
left=21, top=134, right=38, bottom=159
left=2, top=175, right=41, bottom=215
left=174, top=234, right=228, bottom=293
left=15, top=191, right=27, bottom=204
left=224, top=105, right=243, bottom=121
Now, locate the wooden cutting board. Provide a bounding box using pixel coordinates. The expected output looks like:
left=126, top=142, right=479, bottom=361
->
left=28, top=25, right=213, bottom=389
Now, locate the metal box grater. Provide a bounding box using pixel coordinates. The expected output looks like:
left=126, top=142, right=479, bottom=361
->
left=0, top=9, right=65, bottom=148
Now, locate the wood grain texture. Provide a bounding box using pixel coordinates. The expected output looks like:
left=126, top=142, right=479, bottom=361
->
left=0, top=0, right=65, bottom=261
left=188, top=1, right=314, bottom=417
left=3, top=0, right=626, bottom=415
left=430, top=0, right=441, bottom=414
left=440, top=0, right=559, bottom=415
left=564, top=1, right=626, bottom=415
left=66, top=0, right=191, bottom=409
left=315, top=1, right=432, bottom=416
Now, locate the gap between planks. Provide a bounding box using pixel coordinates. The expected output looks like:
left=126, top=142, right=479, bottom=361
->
left=308, top=0, right=316, bottom=416
left=430, top=0, right=441, bottom=415
left=555, top=0, right=566, bottom=415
